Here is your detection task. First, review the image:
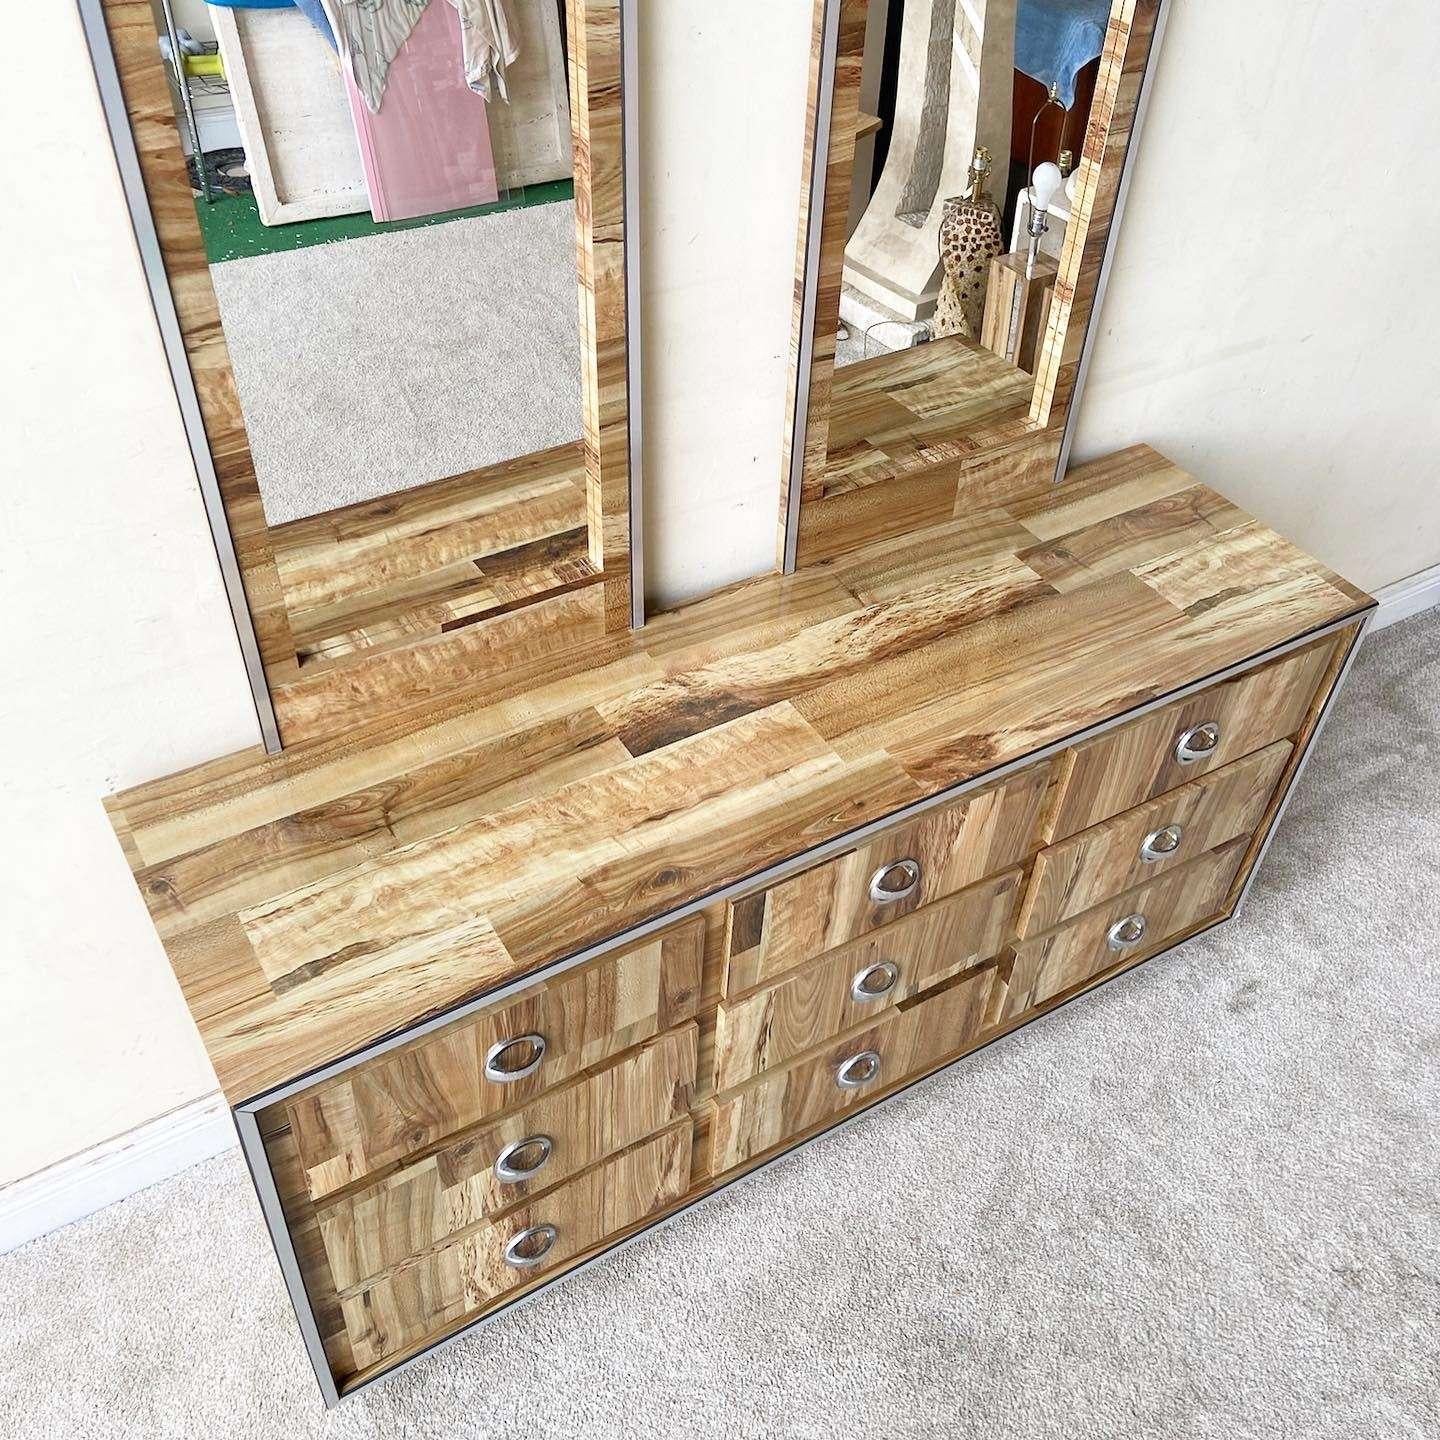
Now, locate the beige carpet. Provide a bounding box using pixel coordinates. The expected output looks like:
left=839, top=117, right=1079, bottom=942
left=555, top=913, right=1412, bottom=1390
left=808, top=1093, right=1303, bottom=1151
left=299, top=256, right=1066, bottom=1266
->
left=210, top=201, right=584, bottom=526
left=1, top=614, right=1436, bottom=1436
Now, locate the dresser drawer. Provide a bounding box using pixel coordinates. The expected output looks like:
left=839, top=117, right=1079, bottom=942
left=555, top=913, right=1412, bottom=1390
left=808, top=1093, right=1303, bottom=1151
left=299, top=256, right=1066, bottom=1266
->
left=315, top=1025, right=698, bottom=1293
left=1017, top=741, right=1291, bottom=939
left=723, top=761, right=1051, bottom=994
left=340, top=1121, right=692, bottom=1369
left=713, top=869, right=1021, bottom=1091
left=1004, top=837, right=1250, bottom=1019
left=1047, top=636, right=1338, bottom=841
left=287, top=917, right=704, bottom=1202
left=710, top=962, right=1002, bottom=1174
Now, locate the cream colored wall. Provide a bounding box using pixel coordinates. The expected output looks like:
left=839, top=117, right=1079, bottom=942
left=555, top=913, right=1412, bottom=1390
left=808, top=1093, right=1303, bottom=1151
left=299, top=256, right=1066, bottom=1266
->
left=1, top=0, right=1436, bottom=1192
left=637, top=3, right=814, bottom=605
left=1069, top=0, right=1440, bottom=594
left=0, top=7, right=263, bottom=1187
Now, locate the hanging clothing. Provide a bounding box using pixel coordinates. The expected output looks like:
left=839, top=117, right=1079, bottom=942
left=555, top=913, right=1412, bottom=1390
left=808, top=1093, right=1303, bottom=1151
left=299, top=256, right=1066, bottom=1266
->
left=204, top=0, right=335, bottom=52
left=450, top=0, right=519, bottom=102
left=325, top=0, right=427, bottom=115
left=321, top=0, right=517, bottom=114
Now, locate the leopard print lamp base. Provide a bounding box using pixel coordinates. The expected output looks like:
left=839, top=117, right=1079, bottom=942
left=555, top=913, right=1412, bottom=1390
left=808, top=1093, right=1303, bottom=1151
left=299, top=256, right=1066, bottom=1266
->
left=934, top=193, right=1004, bottom=341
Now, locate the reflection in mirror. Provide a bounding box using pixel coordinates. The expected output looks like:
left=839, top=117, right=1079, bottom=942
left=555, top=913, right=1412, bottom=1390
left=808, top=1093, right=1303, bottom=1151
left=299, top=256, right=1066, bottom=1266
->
left=839, top=0, right=1107, bottom=374
left=782, top=0, right=1163, bottom=571
left=87, top=0, right=634, bottom=750
left=186, top=0, right=580, bottom=523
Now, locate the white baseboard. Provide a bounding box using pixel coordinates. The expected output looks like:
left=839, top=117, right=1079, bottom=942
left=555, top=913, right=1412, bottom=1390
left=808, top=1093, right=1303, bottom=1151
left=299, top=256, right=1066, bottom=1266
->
left=0, top=1093, right=236, bottom=1255
left=1372, top=562, right=1440, bottom=630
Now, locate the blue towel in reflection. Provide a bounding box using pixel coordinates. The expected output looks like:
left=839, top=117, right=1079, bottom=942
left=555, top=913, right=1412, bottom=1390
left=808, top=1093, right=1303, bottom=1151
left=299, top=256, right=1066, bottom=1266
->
left=1016, top=0, right=1111, bottom=110
left=205, top=0, right=335, bottom=51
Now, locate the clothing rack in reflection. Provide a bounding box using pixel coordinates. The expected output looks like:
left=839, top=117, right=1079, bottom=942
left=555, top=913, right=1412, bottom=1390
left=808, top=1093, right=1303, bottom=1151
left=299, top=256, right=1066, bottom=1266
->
left=156, top=0, right=220, bottom=202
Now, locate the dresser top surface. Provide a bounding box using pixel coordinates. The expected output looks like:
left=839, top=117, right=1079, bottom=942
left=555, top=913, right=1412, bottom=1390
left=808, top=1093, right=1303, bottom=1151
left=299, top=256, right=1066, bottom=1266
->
left=105, top=446, right=1371, bottom=1104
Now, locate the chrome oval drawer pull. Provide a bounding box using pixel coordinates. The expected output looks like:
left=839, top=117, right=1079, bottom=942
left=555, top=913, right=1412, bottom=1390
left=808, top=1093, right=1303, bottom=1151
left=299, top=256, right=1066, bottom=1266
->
left=494, top=1134, right=555, bottom=1185
left=1107, top=914, right=1148, bottom=951
left=869, top=857, right=921, bottom=905
left=484, top=1033, right=547, bottom=1084
left=1140, top=824, right=1184, bottom=863
left=836, top=1049, right=883, bottom=1090
left=851, top=961, right=900, bottom=1003
left=503, top=1223, right=558, bottom=1269
left=1175, top=721, right=1221, bottom=765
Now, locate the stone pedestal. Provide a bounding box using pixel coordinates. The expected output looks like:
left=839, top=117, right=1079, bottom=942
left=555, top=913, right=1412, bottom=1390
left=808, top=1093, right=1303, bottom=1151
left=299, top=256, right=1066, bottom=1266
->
left=843, top=0, right=1016, bottom=323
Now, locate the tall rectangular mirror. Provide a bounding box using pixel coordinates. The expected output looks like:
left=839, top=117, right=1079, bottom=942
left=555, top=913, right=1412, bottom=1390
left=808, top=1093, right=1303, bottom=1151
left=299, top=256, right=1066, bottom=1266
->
left=81, top=0, right=641, bottom=750
left=782, top=0, right=1167, bottom=569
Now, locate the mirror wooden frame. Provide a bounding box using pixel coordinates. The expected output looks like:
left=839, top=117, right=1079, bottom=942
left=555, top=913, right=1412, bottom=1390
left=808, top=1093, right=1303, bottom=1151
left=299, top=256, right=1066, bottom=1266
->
left=779, top=0, right=1170, bottom=571
left=79, top=0, right=643, bottom=752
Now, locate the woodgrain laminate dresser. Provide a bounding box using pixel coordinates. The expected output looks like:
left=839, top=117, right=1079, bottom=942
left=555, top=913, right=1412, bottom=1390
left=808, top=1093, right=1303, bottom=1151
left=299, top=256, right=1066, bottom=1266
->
left=85, top=0, right=1371, bottom=1407
left=105, top=447, right=1373, bottom=1402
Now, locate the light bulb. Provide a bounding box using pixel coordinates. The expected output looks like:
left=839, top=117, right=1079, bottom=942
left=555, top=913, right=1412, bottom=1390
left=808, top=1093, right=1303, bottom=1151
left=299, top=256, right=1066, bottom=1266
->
left=1030, top=161, right=1065, bottom=216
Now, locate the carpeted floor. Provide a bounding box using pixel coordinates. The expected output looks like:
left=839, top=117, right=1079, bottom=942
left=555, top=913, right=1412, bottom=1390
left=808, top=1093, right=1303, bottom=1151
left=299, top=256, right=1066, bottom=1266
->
left=210, top=200, right=583, bottom=526
left=1, top=614, right=1436, bottom=1437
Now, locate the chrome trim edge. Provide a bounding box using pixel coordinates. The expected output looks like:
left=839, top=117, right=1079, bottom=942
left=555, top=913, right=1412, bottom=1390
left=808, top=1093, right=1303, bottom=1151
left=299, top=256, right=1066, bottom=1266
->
left=1232, top=609, right=1374, bottom=916
left=233, top=1108, right=341, bottom=1408
left=1053, top=0, right=1174, bottom=485
left=74, top=0, right=283, bottom=754
left=782, top=0, right=842, bottom=575
left=620, top=0, right=646, bottom=628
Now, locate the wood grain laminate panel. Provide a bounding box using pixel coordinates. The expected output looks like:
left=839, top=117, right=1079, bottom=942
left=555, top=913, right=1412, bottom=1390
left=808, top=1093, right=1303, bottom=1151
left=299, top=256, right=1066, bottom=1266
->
left=287, top=919, right=703, bottom=1201
left=567, top=0, right=633, bottom=630
left=318, top=1025, right=697, bottom=1293
left=723, top=762, right=1049, bottom=994
left=340, top=1122, right=692, bottom=1368
left=301, top=885, right=1265, bottom=1392
left=1018, top=741, right=1292, bottom=938
left=714, top=869, right=1021, bottom=1090
left=1046, top=633, right=1343, bottom=841
left=269, top=449, right=587, bottom=617
left=101, top=449, right=1371, bottom=1104
left=265, top=1127, right=358, bottom=1382
left=710, top=962, right=1001, bottom=1174
left=1027, top=0, right=1157, bottom=428
left=1223, top=620, right=1366, bottom=914
left=268, top=446, right=599, bottom=665
left=595, top=547, right=1053, bottom=757
left=1004, top=838, right=1249, bottom=1018
left=820, top=339, right=1035, bottom=499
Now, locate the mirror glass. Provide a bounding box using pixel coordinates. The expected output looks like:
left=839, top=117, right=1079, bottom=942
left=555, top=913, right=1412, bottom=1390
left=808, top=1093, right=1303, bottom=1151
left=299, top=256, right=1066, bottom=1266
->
left=840, top=0, right=1108, bottom=377
left=786, top=0, right=1153, bottom=564
left=168, top=0, right=581, bottom=529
